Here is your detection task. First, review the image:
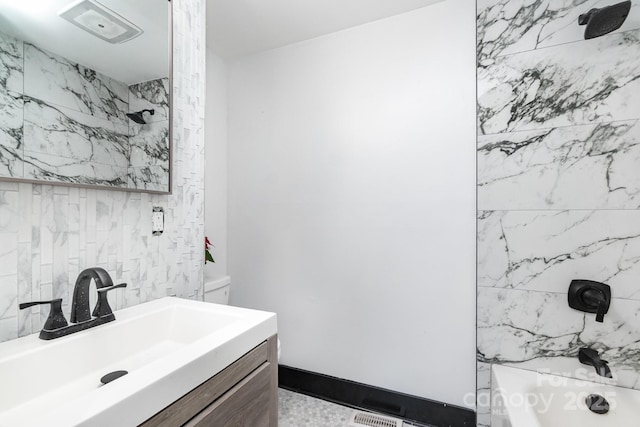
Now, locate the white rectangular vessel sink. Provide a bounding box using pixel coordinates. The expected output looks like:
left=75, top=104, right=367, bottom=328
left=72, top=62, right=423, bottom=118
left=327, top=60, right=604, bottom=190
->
left=0, top=297, right=277, bottom=427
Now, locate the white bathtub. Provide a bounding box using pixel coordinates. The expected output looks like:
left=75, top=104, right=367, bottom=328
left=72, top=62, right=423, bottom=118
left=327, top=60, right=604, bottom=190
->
left=491, top=364, right=640, bottom=427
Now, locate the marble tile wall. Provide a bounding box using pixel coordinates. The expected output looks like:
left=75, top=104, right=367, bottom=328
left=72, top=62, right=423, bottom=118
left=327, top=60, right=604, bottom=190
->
left=0, top=32, right=24, bottom=178
left=19, top=39, right=131, bottom=186
left=128, top=78, right=170, bottom=191
left=24, top=43, right=129, bottom=123
left=0, top=32, right=171, bottom=190
left=0, top=0, right=205, bottom=343
left=477, top=2, right=640, bottom=426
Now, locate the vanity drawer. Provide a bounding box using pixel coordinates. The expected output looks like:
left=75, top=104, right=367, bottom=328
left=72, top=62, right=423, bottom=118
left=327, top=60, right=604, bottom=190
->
left=141, top=336, right=276, bottom=427
left=185, top=362, right=272, bottom=426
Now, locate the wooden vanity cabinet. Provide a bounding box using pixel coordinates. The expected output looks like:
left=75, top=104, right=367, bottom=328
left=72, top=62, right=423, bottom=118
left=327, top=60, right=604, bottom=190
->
left=141, top=335, right=278, bottom=427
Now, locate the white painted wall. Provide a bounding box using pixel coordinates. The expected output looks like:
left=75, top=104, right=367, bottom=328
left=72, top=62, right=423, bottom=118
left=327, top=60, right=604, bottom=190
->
left=204, top=48, right=228, bottom=281
left=227, top=0, right=476, bottom=407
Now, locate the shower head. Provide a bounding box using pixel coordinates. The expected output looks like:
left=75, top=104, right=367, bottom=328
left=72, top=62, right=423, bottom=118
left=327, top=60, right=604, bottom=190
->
left=126, top=109, right=154, bottom=124
left=578, top=1, right=631, bottom=39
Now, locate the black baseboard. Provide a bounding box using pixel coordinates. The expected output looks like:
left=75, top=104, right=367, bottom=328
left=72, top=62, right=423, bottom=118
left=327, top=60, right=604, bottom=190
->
left=278, top=365, right=476, bottom=427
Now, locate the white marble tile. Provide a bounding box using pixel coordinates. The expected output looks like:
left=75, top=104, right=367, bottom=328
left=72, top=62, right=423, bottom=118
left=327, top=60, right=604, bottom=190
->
left=53, top=186, right=69, bottom=196
left=0, top=146, right=23, bottom=179
left=478, top=287, right=640, bottom=387
left=23, top=44, right=128, bottom=123
left=476, top=361, right=491, bottom=427
left=37, top=281, right=52, bottom=328
left=478, top=120, right=640, bottom=210
left=0, top=189, right=19, bottom=233
left=0, top=273, right=18, bottom=320
left=16, top=241, right=31, bottom=337
left=17, top=183, right=31, bottom=242
left=127, top=117, right=170, bottom=192
left=0, top=89, right=22, bottom=146
left=129, top=120, right=169, bottom=167
left=0, top=182, right=18, bottom=191
left=3, top=37, right=172, bottom=191
left=478, top=0, right=640, bottom=62
left=0, top=31, right=23, bottom=93
left=17, top=307, right=31, bottom=338
left=478, top=288, right=585, bottom=362
left=0, top=233, right=18, bottom=278
left=95, top=196, right=112, bottom=233
left=30, top=188, right=41, bottom=316
left=0, top=89, right=24, bottom=178
left=129, top=78, right=170, bottom=122
left=39, top=263, right=53, bottom=295
left=127, top=166, right=170, bottom=192
left=24, top=96, right=129, bottom=167
left=23, top=151, right=128, bottom=188
left=478, top=210, right=640, bottom=300
left=478, top=29, right=640, bottom=135
left=52, top=193, right=69, bottom=303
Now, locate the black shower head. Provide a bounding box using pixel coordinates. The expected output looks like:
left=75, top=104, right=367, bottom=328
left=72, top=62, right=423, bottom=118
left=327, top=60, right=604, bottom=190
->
left=126, top=109, right=155, bottom=124
left=578, top=1, right=631, bottom=39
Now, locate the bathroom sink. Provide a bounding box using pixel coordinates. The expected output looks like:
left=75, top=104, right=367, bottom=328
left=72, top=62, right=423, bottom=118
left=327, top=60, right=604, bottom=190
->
left=0, top=297, right=277, bottom=427
left=492, top=364, right=640, bottom=427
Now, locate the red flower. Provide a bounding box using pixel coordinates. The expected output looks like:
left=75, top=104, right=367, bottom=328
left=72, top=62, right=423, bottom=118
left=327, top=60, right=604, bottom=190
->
left=205, top=236, right=215, bottom=263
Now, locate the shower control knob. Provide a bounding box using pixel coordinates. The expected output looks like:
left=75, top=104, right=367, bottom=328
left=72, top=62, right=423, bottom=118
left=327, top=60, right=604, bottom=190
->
left=568, top=280, right=611, bottom=323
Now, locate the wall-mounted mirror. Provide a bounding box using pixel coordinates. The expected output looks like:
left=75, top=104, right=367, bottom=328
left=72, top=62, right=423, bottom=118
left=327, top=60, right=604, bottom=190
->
left=0, top=0, right=171, bottom=193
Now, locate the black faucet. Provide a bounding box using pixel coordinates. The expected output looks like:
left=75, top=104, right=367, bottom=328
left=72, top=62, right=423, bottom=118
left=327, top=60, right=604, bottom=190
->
left=71, top=267, right=123, bottom=323
left=19, top=267, right=127, bottom=340
left=579, top=348, right=612, bottom=378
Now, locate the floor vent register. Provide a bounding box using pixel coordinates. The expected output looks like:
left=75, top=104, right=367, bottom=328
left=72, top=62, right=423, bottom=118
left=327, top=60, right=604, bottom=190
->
left=349, top=410, right=403, bottom=427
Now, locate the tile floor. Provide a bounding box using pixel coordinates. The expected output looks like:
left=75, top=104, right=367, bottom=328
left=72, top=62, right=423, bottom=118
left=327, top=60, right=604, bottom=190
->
left=278, top=388, right=432, bottom=427
left=279, top=388, right=353, bottom=426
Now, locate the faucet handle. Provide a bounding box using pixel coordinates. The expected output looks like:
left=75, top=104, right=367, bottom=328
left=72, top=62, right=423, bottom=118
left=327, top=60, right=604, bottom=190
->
left=568, top=280, right=611, bottom=323
left=595, top=300, right=607, bottom=323
left=19, top=299, right=69, bottom=331
left=93, top=283, right=127, bottom=318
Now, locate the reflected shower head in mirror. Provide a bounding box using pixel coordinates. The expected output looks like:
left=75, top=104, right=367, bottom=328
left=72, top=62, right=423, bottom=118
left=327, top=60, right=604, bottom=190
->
left=126, top=109, right=154, bottom=124
left=578, top=1, right=631, bottom=39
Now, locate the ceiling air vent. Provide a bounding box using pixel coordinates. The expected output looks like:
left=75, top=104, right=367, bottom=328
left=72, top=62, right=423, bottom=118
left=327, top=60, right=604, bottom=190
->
left=349, top=411, right=403, bottom=427
left=58, top=0, right=143, bottom=44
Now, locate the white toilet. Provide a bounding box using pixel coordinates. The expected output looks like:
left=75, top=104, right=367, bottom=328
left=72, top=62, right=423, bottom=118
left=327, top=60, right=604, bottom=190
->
left=204, top=276, right=231, bottom=304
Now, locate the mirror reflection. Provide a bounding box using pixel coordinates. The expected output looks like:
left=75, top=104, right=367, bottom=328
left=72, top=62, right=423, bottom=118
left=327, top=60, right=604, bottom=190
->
left=0, top=0, right=170, bottom=193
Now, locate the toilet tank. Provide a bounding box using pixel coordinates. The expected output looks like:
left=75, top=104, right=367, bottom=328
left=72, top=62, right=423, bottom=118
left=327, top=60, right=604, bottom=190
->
left=204, top=276, right=231, bottom=305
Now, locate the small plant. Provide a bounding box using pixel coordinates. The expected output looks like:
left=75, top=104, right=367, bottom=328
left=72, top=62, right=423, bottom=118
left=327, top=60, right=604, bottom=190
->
left=205, top=236, right=215, bottom=263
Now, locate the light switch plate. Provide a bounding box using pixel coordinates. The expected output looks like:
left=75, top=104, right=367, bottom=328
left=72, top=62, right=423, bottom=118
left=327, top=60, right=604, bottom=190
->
left=152, top=207, right=164, bottom=235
